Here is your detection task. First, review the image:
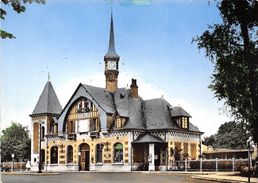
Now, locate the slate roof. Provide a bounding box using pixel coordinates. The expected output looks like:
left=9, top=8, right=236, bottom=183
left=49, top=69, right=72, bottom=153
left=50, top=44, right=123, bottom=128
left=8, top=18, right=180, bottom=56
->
left=144, top=98, right=179, bottom=130
left=104, top=13, right=120, bottom=59
left=133, top=133, right=166, bottom=144
left=189, top=122, right=200, bottom=132
left=82, top=84, right=115, bottom=114
left=32, top=81, right=62, bottom=116
left=46, top=83, right=200, bottom=133
left=123, top=97, right=146, bottom=130
left=113, top=88, right=130, bottom=117
left=79, top=86, right=146, bottom=130
left=62, top=84, right=200, bottom=133
left=170, top=106, right=192, bottom=117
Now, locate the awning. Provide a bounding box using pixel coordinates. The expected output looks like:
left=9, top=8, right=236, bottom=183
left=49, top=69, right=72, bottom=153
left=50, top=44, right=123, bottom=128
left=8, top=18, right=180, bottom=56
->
left=132, top=133, right=167, bottom=144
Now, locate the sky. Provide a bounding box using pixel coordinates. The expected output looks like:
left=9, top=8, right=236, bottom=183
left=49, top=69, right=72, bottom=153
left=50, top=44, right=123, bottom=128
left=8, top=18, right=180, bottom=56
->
left=1, top=0, right=232, bottom=137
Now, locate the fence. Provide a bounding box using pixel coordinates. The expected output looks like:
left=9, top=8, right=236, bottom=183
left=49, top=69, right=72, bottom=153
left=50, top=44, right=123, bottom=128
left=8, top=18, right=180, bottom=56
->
left=1, top=162, right=26, bottom=172
left=172, top=158, right=252, bottom=172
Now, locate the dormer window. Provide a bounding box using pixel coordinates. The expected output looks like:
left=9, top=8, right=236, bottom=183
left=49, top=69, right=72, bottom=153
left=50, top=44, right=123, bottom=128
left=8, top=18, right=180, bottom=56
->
left=182, top=117, right=188, bottom=129
left=115, top=117, right=126, bottom=129
left=176, top=117, right=189, bottom=129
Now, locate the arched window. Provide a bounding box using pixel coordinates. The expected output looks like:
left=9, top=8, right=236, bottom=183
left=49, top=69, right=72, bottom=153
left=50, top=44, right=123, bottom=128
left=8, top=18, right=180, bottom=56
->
left=114, top=143, right=123, bottom=163
left=50, top=146, right=58, bottom=164
left=95, top=144, right=103, bottom=163
left=41, top=149, right=45, bottom=163
left=67, top=145, right=73, bottom=163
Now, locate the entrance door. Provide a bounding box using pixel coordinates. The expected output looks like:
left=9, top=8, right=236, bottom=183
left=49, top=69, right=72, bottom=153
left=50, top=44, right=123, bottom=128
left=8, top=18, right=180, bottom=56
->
left=154, top=145, right=160, bottom=171
left=79, top=143, right=90, bottom=171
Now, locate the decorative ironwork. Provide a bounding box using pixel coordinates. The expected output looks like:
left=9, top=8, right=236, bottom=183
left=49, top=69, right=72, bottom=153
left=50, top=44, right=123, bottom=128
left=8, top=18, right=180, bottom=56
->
left=101, top=141, right=109, bottom=151
left=58, top=144, right=65, bottom=153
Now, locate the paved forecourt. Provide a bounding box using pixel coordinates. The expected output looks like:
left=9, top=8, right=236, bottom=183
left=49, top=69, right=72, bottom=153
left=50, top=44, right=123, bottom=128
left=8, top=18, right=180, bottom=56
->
left=1, top=172, right=213, bottom=183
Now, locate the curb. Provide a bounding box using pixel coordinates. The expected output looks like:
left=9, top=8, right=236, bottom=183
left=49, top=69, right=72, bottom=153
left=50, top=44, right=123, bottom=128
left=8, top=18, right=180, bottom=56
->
left=1, top=172, right=60, bottom=176
left=191, top=176, right=242, bottom=183
left=191, top=175, right=257, bottom=183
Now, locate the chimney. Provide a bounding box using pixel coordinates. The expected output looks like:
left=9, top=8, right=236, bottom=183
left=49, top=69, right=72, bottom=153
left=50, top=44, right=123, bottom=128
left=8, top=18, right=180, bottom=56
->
left=130, top=79, right=138, bottom=98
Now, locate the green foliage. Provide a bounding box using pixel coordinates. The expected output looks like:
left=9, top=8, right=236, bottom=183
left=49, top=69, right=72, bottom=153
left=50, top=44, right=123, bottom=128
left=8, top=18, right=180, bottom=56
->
left=193, top=0, right=258, bottom=142
left=0, top=122, right=31, bottom=162
left=203, top=135, right=216, bottom=147
left=0, top=0, right=45, bottom=39
left=216, top=121, right=249, bottom=149
left=0, top=30, right=16, bottom=39
left=203, top=121, right=249, bottom=149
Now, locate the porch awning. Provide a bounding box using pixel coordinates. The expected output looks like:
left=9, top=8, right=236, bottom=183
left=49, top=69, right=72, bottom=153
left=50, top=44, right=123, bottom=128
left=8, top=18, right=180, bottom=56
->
left=132, top=133, right=167, bottom=144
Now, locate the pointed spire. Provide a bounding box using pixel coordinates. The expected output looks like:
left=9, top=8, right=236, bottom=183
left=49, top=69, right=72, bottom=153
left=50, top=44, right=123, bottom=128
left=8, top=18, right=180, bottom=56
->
left=104, top=11, right=120, bottom=60
left=31, top=80, right=62, bottom=116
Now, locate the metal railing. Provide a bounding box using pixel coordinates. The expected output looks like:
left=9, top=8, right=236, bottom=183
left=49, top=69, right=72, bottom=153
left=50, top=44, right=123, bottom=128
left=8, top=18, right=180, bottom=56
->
left=171, top=158, right=252, bottom=172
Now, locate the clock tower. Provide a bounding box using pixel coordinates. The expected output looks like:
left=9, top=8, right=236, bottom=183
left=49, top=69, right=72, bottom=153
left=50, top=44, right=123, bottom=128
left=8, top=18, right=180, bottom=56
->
left=104, top=12, right=120, bottom=93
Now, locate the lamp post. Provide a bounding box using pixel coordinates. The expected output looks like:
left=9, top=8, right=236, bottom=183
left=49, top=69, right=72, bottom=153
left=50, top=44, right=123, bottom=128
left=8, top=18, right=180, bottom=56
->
left=247, top=136, right=254, bottom=182
left=11, top=154, right=14, bottom=172
left=38, top=122, right=42, bottom=173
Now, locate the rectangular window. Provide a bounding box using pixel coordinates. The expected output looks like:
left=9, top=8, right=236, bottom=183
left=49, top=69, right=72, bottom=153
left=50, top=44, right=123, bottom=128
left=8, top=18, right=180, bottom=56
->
left=116, top=118, right=122, bottom=128
left=67, top=121, right=75, bottom=134
left=78, top=119, right=90, bottom=132
left=182, top=117, right=188, bottom=129
left=115, top=117, right=126, bottom=129
left=90, top=118, right=99, bottom=132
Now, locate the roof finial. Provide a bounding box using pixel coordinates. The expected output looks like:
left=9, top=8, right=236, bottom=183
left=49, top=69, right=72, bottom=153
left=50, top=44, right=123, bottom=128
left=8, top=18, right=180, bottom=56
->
left=48, top=72, right=50, bottom=81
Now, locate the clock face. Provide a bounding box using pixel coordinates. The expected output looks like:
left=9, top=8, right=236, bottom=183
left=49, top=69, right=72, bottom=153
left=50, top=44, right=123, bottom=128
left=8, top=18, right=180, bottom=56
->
left=108, top=61, right=116, bottom=70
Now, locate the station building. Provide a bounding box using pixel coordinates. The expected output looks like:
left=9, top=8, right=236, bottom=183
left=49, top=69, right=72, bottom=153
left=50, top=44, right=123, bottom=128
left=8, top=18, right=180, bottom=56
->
left=30, top=14, right=203, bottom=172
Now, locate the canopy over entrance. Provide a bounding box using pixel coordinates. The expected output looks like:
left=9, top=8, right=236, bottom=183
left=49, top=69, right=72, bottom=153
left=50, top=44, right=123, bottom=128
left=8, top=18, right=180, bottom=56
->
left=132, top=133, right=167, bottom=144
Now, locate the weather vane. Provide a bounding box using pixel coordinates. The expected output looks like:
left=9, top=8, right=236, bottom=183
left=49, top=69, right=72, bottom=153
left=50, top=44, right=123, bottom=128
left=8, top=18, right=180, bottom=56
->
left=48, top=72, right=50, bottom=81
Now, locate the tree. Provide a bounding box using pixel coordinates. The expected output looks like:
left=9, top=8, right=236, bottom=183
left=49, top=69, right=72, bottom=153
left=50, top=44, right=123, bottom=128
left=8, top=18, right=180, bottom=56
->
left=193, top=0, right=258, bottom=143
left=1, top=0, right=45, bottom=39
left=216, top=121, right=249, bottom=149
left=203, top=135, right=216, bottom=147
left=203, top=121, right=249, bottom=149
left=0, top=122, right=31, bottom=162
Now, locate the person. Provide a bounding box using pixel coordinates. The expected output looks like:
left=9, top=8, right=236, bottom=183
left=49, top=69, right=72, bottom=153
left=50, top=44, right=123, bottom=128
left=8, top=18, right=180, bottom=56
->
left=26, top=160, right=31, bottom=171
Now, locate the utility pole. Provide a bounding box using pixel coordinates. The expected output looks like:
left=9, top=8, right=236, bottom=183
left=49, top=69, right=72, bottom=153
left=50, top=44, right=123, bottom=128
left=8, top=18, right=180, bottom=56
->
left=11, top=154, right=14, bottom=172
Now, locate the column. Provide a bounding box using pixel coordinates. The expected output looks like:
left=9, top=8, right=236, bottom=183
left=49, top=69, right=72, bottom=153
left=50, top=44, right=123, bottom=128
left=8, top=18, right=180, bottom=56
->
left=149, top=143, right=155, bottom=171
left=188, top=143, right=191, bottom=159
left=75, top=120, right=78, bottom=133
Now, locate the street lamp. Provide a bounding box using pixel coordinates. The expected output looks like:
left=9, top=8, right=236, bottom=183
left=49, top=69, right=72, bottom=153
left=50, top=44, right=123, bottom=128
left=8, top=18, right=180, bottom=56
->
left=38, top=121, right=43, bottom=173
left=247, top=136, right=254, bottom=182
left=11, top=154, right=14, bottom=172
